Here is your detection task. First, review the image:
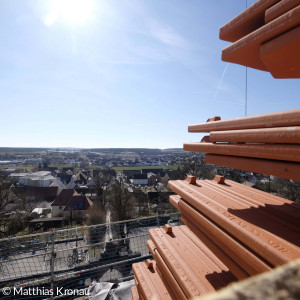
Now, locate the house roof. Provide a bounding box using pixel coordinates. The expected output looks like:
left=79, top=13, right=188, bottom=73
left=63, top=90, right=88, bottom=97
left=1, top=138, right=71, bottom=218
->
left=133, top=174, right=148, bottom=180
left=147, top=172, right=156, bottom=178
left=63, top=194, right=93, bottom=211
left=141, top=168, right=164, bottom=175
left=17, top=186, right=58, bottom=198
left=51, top=189, right=78, bottom=206
left=74, top=171, right=87, bottom=181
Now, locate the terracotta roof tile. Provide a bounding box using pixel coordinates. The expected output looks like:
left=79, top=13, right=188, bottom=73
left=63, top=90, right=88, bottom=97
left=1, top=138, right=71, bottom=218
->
left=188, top=109, right=300, bottom=133
left=183, top=142, right=300, bottom=162
left=131, top=286, right=140, bottom=300
left=265, top=0, right=300, bottom=23
left=149, top=225, right=236, bottom=298
left=186, top=109, right=300, bottom=180
left=132, top=260, right=172, bottom=300
left=205, top=154, right=300, bottom=182
left=219, top=0, right=300, bottom=78
left=168, top=178, right=300, bottom=266
left=147, top=240, right=187, bottom=299
left=219, top=0, right=280, bottom=42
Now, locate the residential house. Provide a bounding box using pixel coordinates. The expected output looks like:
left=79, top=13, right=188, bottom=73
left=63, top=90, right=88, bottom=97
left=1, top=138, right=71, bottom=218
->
left=147, top=172, right=157, bottom=186
left=10, top=171, right=55, bottom=187
left=157, top=172, right=170, bottom=185
left=73, top=171, right=88, bottom=185
left=51, top=189, right=93, bottom=220
left=141, top=168, right=164, bottom=175
left=132, top=174, right=148, bottom=186
left=93, top=169, right=117, bottom=178
left=15, top=186, right=58, bottom=202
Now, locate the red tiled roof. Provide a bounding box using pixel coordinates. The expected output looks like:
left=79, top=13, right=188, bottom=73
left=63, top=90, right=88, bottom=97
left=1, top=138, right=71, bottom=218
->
left=63, top=194, right=93, bottom=211
left=20, top=186, right=58, bottom=198
left=51, top=189, right=78, bottom=206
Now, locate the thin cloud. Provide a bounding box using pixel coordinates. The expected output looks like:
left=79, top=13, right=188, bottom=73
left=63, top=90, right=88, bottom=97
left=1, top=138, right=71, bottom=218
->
left=214, top=63, right=229, bottom=98
left=192, top=91, right=214, bottom=94
left=147, top=18, right=188, bottom=49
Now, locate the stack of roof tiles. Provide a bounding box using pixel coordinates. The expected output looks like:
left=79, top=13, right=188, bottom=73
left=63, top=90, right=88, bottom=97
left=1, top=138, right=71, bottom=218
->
left=131, top=0, right=300, bottom=298
left=220, top=0, right=300, bottom=78
left=131, top=175, right=300, bottom=299
left=185, top=109, right=300, bottom=181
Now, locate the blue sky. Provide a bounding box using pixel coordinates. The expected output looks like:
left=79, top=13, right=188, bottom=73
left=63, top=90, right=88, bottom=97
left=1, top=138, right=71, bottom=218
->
left=0, top=0, right=299, bottom=149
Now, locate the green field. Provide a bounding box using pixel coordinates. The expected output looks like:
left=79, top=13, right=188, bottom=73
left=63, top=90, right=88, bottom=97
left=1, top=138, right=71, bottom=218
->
left=113, top=165, right=179, bottom=171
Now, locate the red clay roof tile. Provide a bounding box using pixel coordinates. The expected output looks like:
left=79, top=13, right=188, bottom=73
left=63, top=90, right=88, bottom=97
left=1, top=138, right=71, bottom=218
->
left=132, top=260, right=173, bottom=300
left=260, top=25, right=300, bottom=78
left=183, top=142, right=300, bottom=162
left=219, top=0, right=280, bottom=42
left=168, top=179, right=300, bottom=266
left=265, top=0, right=300, bottom=23
left=147, top=240, right=187, bottom=300
left=149, top=226, right=236, bottom=298
left=209, top=127, right=300, bottom=144
left=222, top=5, right=300, bottom=71
left=188, top=109, right=300, bottom=133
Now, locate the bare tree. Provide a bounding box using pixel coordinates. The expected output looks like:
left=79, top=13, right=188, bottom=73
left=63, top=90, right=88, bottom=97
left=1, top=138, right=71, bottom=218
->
left=93, top=171, right=114, bottom=207
left=133, top=187, right=149, bottom=217
left=255, top=177, right=300, bottom=203
left=108, top=181, right=134, bottom=239
left=108, top=181, right=134, bottom=222
left=0, top=180, right=28, bottom=238
left=86, top=205, right=106, bottom=225
left=86, top=205, right=107, bottom=247
left=273, top=178, right=300, bottom=202
left=180, top=153, right=216, bottom=179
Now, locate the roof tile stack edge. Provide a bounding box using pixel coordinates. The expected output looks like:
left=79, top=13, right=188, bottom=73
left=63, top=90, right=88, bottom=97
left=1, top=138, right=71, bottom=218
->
left=220, top=0, right=300, bottom=77
left=167, top=178, right=300, bottom=267
left=186, top=109, right=300, bottom=180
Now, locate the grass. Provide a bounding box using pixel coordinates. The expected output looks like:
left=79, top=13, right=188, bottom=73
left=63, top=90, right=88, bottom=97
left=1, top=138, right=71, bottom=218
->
left=113, top=165, right=179, bottom=171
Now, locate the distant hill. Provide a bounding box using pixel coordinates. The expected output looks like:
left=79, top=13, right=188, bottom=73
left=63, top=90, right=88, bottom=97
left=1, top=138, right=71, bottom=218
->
left=0, top=147, right=50, bottom=153
left=86, top=148, right=183, bottom=154
left=0, top=147, right=183, bottom=154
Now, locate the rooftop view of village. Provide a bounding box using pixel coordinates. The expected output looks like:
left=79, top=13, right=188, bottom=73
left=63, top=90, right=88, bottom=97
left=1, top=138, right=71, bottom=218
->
left=1, top=0, right=300, bottom=297
left=0, top=147, right=299, bottom=240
